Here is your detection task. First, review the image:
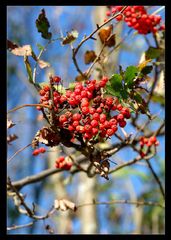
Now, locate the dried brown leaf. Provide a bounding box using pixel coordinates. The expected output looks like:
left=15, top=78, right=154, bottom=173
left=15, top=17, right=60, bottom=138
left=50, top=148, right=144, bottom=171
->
left=84, top=50, right=97, bottom=64
left=9, top=43, right=32, bottom=56
left=98, top=25, right=113, bottom=44
left=7, top=39, right=19, bottom=50
left=7, top=119, right=16, bottom=129
left=105, top=34, right=116, bottom=47
left=38, top=59, right=50, bottom=69
left=7, top=134, right=18, bottom=144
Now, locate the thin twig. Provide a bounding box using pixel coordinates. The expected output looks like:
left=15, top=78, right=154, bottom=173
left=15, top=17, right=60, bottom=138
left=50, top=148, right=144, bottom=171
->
left=146, top=159, right=165, bottom=199
left=7, top=103, right=51, bottom=114
left=77, top=199, right=164, bottom=209
left=7, top=222, right=34, bottom=231
left=7, top=144, right=31, bottom=163
left=72, top=6, right=128, bottom=76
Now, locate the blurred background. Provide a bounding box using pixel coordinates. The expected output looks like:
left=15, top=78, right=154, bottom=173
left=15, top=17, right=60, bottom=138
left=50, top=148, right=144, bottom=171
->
left=7, top=6, right=165, bottom=234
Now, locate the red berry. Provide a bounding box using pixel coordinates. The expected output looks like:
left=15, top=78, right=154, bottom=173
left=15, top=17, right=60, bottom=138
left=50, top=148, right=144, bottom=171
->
left=92, top=113, right=100, bottom=120
left=39, top=147, right=46, bottom=153
left=117, top=113, right=124, bottom=122
left=91, top=120, right=98, bottom=127
left=53, top=76, right=61, bottom=83
left=82, top=107, right=89, bottom=115
left=72, top=113, right=81, bottom=121
left=107, top=128, right=114, bottom=136
left=119, top=120, right=126, bottom=128
left=32, top=149, right=40, bottom=156
left=59, top=115, right=67, bottom=123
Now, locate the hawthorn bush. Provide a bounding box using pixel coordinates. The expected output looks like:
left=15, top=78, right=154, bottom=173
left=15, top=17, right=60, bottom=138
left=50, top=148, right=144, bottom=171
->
left=7, top=6, right=165, bottom=234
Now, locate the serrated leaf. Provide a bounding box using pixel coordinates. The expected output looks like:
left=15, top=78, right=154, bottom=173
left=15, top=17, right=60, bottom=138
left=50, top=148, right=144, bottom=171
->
left=124, top=66, right=138, bottom=88
left=110, top=74, right=123, bottom=91
left=145, top=47, right=163, bottom=60
left=36, top=9, right=52, bottom=40
left=141, top=65, right=153, bottom=75
left=62, top=30, right=78, bottom=45
left=120, top=89, right=128, bottom=99
left=105, top=85, right=121, bottom=98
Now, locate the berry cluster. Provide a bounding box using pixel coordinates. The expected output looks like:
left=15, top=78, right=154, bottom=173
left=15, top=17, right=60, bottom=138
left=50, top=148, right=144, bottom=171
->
left=37, top=76, right=131, bottom=142
left=32, top=147, right=46, bottom=156
left=139, top=136, right=159, bottom=158
left=55, top=156, right=72, bottom=170
left=105, top=6, right=165, bottom=34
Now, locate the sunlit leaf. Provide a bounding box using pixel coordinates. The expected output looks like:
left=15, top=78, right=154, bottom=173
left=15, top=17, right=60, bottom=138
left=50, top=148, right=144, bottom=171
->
left=124, top=66, right=138, bottom=88
left=145, top=46, right=163, bottom=60
left=62, top=30, right=78, bottom=45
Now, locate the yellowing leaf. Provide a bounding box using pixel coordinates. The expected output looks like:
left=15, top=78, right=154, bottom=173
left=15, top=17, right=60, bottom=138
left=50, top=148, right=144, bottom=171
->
left=137, top=59, right=152, bottom=71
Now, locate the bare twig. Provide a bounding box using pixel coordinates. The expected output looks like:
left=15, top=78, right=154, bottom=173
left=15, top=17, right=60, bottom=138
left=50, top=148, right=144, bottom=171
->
left=146, top=160, right=165, bottom=199
left=7, top=103, right=51, bottom=114
left=7, top=143, right=31, bottom=163
left=7, top=222, right=34, bottom=231
left=72, top=6, right=128, bottom=76
left=77, top=199, right=164, bottom=209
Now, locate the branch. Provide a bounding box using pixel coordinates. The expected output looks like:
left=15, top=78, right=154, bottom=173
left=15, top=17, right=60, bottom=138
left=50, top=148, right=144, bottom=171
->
left=10, top=168, right=64, bottom=190
left=146, top=159, right=165, bottom=199
left=7, top=103, right=51, bottom=114
left=77, top=199, right=165, bottom=209
left=7, top=144, right=31, bottom=164
left=72, top=6, right=128, bottom=76
left=7, top=222, right=34, bottom=231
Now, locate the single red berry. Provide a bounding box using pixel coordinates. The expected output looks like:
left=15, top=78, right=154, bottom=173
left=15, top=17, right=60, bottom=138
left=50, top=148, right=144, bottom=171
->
left=72, top=113, right=82, bottom=121
left=149, top=136, right=157, bottom=144
left=32, top=149, right=40, bottom=156
left=59, top=115, right=67, bottom=123
left=117, top=113, right=124, bottom=122
left=91, top=120, right=98, bottom=127
left=53, top=76, right=61, bottom=83
left=82, top=107, right=89, bottom=115
left=107, top=128, right=114, bottom=136
left=39, top=147, right=46, bottom=153
left=92, top=113, right=100, bottom=120
left=92, top=128, right=98, bottom=135
left=119, top=120, right=126, bottom=128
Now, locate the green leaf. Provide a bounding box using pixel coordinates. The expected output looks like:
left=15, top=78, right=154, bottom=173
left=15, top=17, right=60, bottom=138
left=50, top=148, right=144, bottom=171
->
left=36, top=43, right=44, bottom=51
left=36, top=9, right=52, bottom=40
left=54, top=85, right=66, bottom=94
left=120, top=89, right=128, bottom=100
left=24, top=56, right=33, bottom=83
left=145, top=47, right=163, bottom=60
left=141, top=65, right=153, bottom=75
left=68, top=82, right=76, bottom=90
left=105, top=85, right=121, bottom=98
left=124, top=66, right=138, bottom=88
left=110, top=74, right=123, bottom=91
